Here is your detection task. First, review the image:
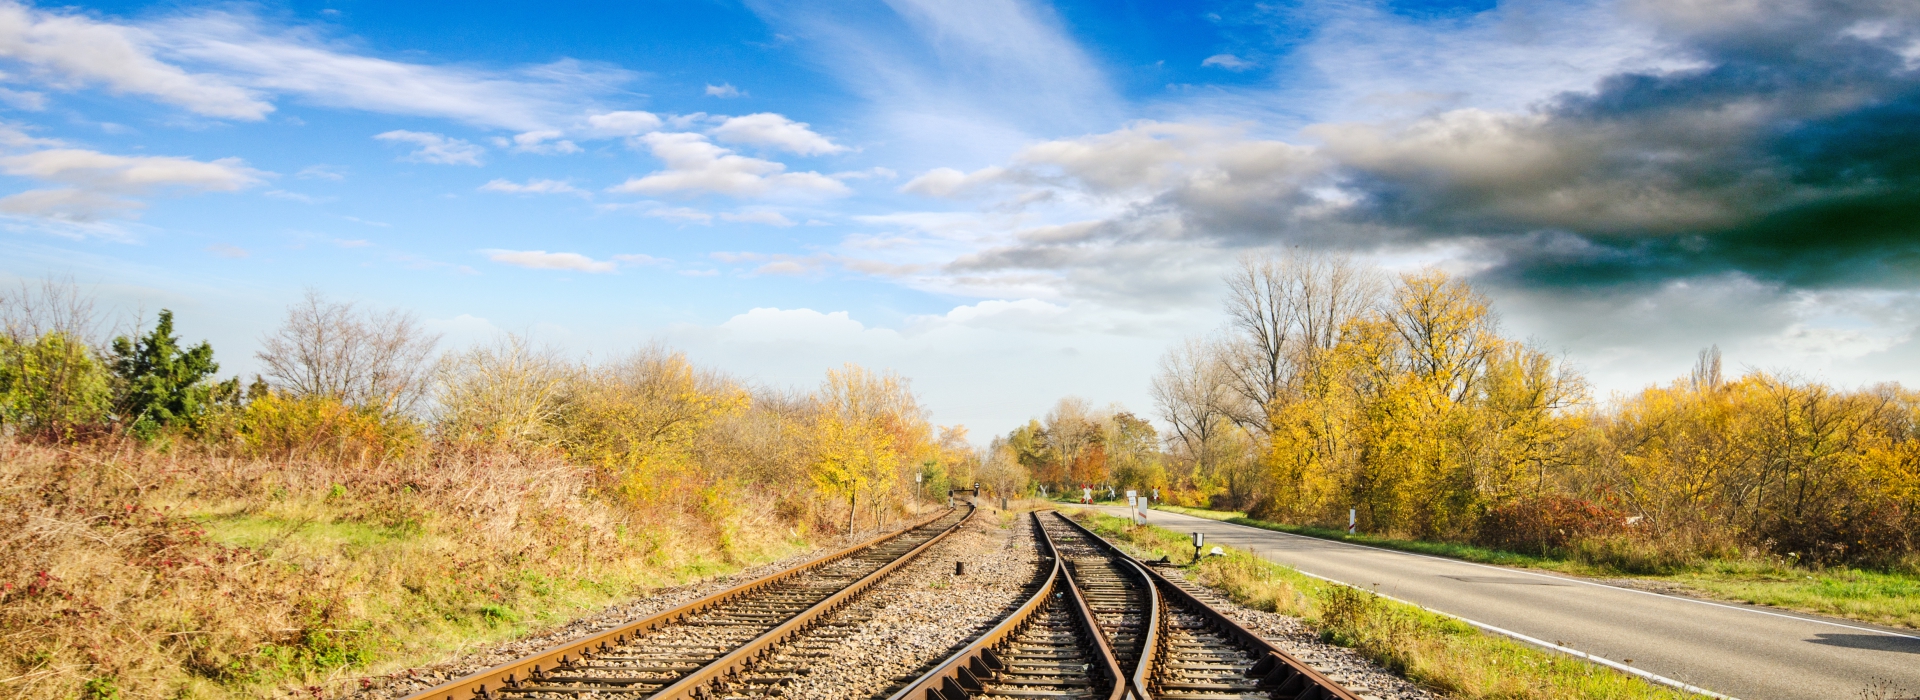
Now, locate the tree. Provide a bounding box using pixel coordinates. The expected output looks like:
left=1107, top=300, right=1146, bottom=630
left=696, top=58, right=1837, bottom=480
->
left=257, top=290, right=440, bottom=416
left=1153, top=336, right=1235, bottom=479
left=110, top=310, right=221, bottom=434
left=1218, top=251, right=1382, bottom=433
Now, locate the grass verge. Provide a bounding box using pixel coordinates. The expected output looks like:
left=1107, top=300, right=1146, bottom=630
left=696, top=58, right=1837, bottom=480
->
left=0, top=439, right=821, bottom=700
left=1150, top=504, right=1920, bottom=629
left=1069, top=509, right=1700, bottom=700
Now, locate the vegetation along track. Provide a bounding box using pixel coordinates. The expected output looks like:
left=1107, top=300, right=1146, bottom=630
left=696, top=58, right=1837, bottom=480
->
left=893, top=511, right=1364, bottom=700
left=402, top=506, right=974, bottom=700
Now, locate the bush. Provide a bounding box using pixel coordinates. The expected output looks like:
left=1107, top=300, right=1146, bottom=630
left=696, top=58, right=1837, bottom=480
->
left=0, top=331, right=112, bottom=438
left=231, top=392, right=422, bottom=463
left=1474, top=494, right=1626, bottom=555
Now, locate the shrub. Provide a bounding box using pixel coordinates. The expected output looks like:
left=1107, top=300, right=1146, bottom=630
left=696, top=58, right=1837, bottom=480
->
left=0, top=331, right=112, bottom=438
left=1474, top=494, right=1626, bottom=555
left=233, top=392, right=422, bottom=463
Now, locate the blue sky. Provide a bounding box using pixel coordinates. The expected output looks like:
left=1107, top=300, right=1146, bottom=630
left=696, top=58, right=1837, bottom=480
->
left=4, top=0, right=1919, bottom=437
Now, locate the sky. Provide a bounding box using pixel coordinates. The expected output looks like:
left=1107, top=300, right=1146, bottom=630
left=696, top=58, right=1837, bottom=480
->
left=2, top=0, right=1918, bottom=439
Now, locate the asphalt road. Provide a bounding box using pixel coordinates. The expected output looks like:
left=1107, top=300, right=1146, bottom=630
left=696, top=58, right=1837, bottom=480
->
left=1084, top=505, right=1920, bottom=700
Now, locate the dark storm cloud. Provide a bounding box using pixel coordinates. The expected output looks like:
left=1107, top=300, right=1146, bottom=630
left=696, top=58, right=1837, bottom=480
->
left=1325, top=0, right=1920, bottom=289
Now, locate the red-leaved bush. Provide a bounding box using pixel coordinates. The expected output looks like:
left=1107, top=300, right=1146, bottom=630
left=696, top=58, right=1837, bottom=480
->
left=1474, top=495, right=1628, bottom=555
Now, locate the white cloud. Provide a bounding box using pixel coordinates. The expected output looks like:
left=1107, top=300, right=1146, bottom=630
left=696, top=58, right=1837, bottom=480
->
left=0, top=148, right=263, bottom=191
left=0, top=187, right=140, bottom=222
left=645, top=206, right=712, bottom=224
left=374, top=130, right=483, bottom=165
left=151, top=12, right=631, bottom=130
left=612, top=253, right=667, bottom=266
left=503, top=129, right=580, bottom=154
left=0, top=86, right=45, bottom=109
left=705, top=82, right=744, bottom=98
left=0, top=146, right=264, bottom=224
left=263, top=189, right=330, bottom=204
left=720, top=210, right=794, bottom=226
left=479, top=178, right=586, bottom=196
left=482, top=249, right=617, bottom=273
left=585, top=110, right=661, bottom=137
left=295, top=164, right=344, bottom=180
left=708, top=113, right=846, bottom=155
left=900, top=166, right=1007, bottom=197
left=0, top=2, right=269, bottom=119
left=205, top=243, right=247, bottom=258
left=0, top=5, right=634, bottom=129
left=1201, top=53, right=1254, bottom=70
left=606, top=132, right=851, bottom=198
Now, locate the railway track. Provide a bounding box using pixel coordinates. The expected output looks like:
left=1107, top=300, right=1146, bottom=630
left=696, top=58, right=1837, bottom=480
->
left=402, top=506, right=973, bottom=700
left=893, top=511, right=1362, bottom=700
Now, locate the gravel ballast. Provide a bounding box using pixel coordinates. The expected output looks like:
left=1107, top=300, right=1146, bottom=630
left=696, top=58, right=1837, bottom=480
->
left=721, top=509, right=1043, bottom=699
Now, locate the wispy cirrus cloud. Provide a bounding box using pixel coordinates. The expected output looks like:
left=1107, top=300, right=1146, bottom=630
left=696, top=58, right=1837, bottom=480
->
left=479, top=178, right=586, bottom=196
left=0, top=3, right=633, bottom=130
left=482, top=249, right=617, bottom=273
left=374, top=130, right=483, bottom=165
left=0, top=1, right=268, bottom=119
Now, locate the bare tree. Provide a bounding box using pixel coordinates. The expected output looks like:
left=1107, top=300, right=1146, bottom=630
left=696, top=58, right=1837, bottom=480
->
left=1151, top=336, right=1233, bottom=472
left=0, top=277, right=103, bottom=344
left=1691, top=345, right=1724, bottom=392
left=434, top=334, right=572, bottom=447
left=257, top=290, right=441, bottom=415
left=1218, top=251, right=1382, bottom=433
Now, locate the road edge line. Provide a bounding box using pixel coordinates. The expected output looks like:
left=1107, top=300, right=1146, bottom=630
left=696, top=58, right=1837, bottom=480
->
left=1144, top=506, right=1920, bottom=641
left=1286, top=569, right=1738, bottom=700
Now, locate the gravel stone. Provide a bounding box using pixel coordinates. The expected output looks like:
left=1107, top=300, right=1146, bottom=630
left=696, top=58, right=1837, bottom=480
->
left=719, top=509, right=1043, bottom=700
left=1152, top=566, right=1443, bottom=700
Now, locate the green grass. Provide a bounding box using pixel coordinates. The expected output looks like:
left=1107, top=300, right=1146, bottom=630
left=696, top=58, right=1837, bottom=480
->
left=195, top=513, right=421, bottom=553
left=1150, top=504, right=1920, bottom=629
left=1068, top=509, right=1700, bottom=700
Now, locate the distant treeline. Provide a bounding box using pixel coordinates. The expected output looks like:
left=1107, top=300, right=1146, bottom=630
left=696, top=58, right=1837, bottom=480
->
left=1000, top=254, right=1919, bottom=570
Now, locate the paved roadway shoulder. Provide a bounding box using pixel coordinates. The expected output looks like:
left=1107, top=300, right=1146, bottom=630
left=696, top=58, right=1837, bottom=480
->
left=1083, top=505, right=1920, bottom=700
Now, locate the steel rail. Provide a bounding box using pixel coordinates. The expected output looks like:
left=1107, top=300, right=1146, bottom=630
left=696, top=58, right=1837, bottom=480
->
left=646, top=505, right=974, bottom=699
left=400, top=506, right=969, bottom=700
left=1051, top=512, right=1366, bottom=700
left=888, top=511, right=1127, bottom=700
left=1039, top=511, right=1158, bottom=700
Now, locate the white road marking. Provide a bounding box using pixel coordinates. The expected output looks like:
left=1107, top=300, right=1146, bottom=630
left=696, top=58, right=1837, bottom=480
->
left=1161, top=510, right=1920, bottom=641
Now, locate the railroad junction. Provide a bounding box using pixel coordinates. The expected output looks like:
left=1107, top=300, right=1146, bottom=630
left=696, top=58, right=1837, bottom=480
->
left=357, top=503, right=1439, bottom=700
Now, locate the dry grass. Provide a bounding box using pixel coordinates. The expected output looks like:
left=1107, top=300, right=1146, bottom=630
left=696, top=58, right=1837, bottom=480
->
left=0, top=437, right=813, bottom=700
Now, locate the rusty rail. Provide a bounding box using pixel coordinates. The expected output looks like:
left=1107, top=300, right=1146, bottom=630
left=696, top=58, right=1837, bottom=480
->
left=400, top=506, right=969, bottom=700
left=887, top=511, right=1127, bottom=700
left=1052, top=511, right=1366, bottom=700
left=645, top=506, right=973, bottom=699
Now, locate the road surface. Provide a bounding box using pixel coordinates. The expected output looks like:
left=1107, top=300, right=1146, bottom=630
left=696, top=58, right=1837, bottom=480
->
left=1084, top=505, right=1920, bottom=700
